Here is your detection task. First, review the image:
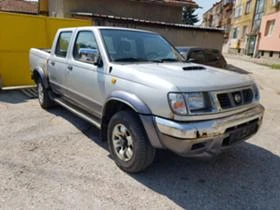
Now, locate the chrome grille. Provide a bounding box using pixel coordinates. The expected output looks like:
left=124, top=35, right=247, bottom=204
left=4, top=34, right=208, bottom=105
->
left=217, top=93, right=232, bottom=109
left=217, top=88, right=254, bottom=110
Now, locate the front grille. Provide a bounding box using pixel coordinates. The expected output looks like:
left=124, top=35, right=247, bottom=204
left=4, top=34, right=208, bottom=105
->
left=217, top=88, right=254, bottom=110
left=217, top=93, right=231, bottom=109
left=243, top=89, right=254, bottom=104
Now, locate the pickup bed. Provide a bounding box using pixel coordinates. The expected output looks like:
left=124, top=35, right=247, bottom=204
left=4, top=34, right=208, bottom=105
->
left=30, top=26, right=264, bottom=173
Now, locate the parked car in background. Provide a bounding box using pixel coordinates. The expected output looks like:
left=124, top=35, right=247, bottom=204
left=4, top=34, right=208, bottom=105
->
left=176, top=47, right=228, bottom=69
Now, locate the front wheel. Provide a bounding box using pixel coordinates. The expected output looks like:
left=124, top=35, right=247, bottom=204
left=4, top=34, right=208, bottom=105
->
left=108, top=111, right=156, bottom=173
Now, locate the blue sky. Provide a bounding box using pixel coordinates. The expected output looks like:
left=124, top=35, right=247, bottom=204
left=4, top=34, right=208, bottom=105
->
left=195, top=0, right=218, bottom=25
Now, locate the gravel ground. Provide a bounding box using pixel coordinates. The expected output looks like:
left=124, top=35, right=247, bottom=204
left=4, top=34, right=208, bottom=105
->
left=0, top=58, right=280, bottom=210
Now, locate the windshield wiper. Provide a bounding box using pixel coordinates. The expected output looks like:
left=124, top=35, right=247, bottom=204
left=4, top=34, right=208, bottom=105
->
left=114, top=57, right=150, bottom=62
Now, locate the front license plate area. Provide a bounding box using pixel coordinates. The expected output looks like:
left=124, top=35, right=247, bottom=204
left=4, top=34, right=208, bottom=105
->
left=228, top=122, right=258, bottom=145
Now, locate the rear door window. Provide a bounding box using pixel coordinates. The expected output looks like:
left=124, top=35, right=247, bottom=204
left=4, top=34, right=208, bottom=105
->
left=55, top=31, right=72, bottom=58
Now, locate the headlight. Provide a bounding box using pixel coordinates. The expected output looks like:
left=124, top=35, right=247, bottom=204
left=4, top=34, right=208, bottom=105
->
left=184, top=92, right=207, bottom=112
left=168, top=93, right=187, bottom=115
left=252, top=84, right=260, bottom=101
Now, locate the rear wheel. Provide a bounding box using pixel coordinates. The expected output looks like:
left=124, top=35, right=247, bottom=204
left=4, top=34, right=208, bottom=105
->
left=108, top=111, right=156, bottom=173
left=37, top=78, right=54, bottom=109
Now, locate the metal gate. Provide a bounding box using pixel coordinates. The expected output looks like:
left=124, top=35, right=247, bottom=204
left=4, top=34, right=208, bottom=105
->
left=0, top=12, right=92, bottom=87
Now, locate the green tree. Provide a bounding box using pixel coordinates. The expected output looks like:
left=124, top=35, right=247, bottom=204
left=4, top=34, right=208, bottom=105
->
left=182, top=6, right=199, bottom=25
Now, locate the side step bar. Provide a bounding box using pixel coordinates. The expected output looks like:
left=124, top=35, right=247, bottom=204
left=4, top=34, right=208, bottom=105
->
left=52, top=97, right=101, bottom=129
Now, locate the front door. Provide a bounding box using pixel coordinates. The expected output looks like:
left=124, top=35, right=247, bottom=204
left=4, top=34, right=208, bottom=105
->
left=66, top=30, right=104, bottom=118
left=247, top=35, right=256, bottom=56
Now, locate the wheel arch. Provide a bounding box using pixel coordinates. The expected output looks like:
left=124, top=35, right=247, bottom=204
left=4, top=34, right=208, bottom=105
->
left=101, top=91, right=163, bottom=149
left=32, top=67, right=49, bottom=88
left=101, top=91, right=151, bottom=141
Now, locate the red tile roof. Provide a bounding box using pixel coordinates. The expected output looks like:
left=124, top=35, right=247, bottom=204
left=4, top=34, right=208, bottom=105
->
left=0, top=0, right=38, bottom=14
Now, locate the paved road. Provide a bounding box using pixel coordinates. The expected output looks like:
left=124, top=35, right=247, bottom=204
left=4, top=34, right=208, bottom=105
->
left=0, top=58, right=280, bottom=210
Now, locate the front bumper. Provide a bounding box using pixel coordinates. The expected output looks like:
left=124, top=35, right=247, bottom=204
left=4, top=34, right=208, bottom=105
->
left=154, top=104, right=264, bottom=157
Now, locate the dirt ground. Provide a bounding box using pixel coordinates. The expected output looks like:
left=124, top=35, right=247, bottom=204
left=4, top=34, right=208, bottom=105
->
left=0, top=57, right=280, bottom=210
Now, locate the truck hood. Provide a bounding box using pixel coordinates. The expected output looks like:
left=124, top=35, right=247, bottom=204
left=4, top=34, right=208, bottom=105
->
left=114, top=62, right=254, bottom=92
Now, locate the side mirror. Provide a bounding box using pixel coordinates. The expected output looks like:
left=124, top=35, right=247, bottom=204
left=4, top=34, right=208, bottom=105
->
left=93, top=53, right=103, bottom=68
left=78, top=48, right=103, bottom=67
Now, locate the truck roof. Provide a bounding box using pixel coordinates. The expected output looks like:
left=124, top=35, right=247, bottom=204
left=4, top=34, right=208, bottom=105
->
left=57, top=26, right=156, bottom=34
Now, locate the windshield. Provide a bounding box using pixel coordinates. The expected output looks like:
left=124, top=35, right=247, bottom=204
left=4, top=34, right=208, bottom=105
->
left=100, top=29, right=183, bottom=63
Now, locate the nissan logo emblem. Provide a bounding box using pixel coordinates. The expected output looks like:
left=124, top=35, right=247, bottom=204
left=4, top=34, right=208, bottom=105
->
left=234, top=93, right=242, bottom=104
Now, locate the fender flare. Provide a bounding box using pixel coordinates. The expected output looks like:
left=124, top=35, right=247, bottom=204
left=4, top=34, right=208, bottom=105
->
left=103, top=90, right=152, bottom=115
left=102, top=90, right=163, bottom=148
left=32, top=67, right=49, bottom=88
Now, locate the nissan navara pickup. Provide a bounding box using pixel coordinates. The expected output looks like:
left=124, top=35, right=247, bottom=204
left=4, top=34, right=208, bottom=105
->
left=30, top=27, right=264, bottom=173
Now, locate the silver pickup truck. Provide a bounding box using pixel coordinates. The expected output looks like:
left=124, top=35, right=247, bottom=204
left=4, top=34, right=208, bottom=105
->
left=30, top=26, right=264, bottom=173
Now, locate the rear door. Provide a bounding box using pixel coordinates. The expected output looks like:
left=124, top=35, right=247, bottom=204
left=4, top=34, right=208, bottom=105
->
left=48, top=30, right=73, bottom=96
left=66, top=30, right=104, bottom=118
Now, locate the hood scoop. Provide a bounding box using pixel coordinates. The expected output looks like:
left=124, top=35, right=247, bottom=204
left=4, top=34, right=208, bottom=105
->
left=182, top=66, right=206, bottom=71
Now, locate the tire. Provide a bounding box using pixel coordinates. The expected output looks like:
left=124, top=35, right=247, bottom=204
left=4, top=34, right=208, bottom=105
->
left=37, top=78, right=54, bottom=109
left=107, top=110, right=156, bottom=173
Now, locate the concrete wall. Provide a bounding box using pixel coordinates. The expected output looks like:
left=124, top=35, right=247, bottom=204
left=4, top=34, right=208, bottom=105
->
left=94, top=18, right=224, bottom=51
left=48, top=0, right=182, bottom=23
left=260, top=51, right=280, bottom=59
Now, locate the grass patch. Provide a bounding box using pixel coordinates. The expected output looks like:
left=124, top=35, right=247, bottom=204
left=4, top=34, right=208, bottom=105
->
left=271, top=64, right=280, bottom=70
left=258, top=63, right=280, bottom=70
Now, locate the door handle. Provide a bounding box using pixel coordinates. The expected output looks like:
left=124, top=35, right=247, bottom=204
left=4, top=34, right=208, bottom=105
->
left=50, top=61, right=55, bottom=66
left=67, top=66, right=73, bottom=71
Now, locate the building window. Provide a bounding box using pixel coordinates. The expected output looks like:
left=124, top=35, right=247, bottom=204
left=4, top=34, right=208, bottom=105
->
left=265, top=20, right=275, bottom=36
left=253, top=0, right=265, bottom=32
left=270, top=51, right=273, bottom=57
left=234, top=5, right=243, bottom=18
left=232, top=27, right=239, bottom=38
left=272, top=0, right=279, bottom=6
left=261, top=51, right=264, bottom=56
left=245, top=0, right=251, bottom=14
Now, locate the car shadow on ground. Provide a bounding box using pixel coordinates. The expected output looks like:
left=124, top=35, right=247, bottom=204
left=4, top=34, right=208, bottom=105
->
left=47, top=106, right=108, bottom=150
left=0, top=90, right=33, bottom=104
left=132, top=144, right=280, bottom=209
left=47, top=106, right=279, bottom=210
left=226, top=64, right=251, bottom=74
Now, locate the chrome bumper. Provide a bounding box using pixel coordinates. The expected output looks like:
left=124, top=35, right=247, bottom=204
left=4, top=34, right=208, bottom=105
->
left=154, top=105, right=264, bottom=156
